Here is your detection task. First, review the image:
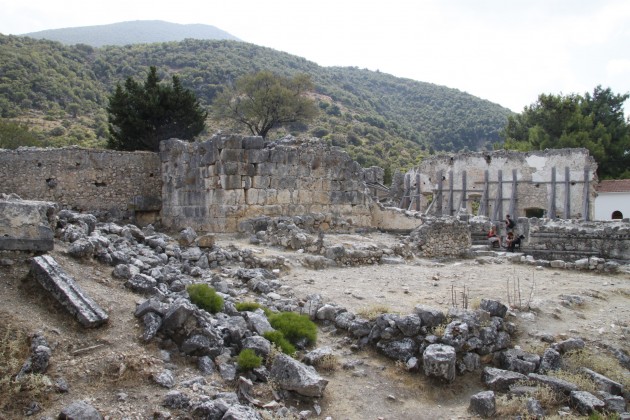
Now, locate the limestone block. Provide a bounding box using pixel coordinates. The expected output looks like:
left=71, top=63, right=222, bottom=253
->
left=469, top=391, right=496, bottom=418
left=423, top=344, right=456, bottom=382
left=229, top=190, right=246, bottom=205
left=269, top=353, right=328, bottom=397
left=270, top=149, right=288, bottom=164
left=312, top=191, right=329, bottom=205
left=270, top=177, right=297, bottom=190
left=246, top=189, right=266, bottom=206
left=288, top=204, right=307, bottom=215
left=241, top=176, right=252, bottom=190
left=221, top=161, right=239, bottom=175
left=242, top=163, right=256, bottom=176
left=256, top=162, right=276, bottom=176
left=218, top=135, right=242, bottom=149
left=220, top=175, right=242, bottom=190
left=242, top=136, right=264, bottom=150
left=199, top=142, right=218, bottom=165
left=204, top=176, right=221, bottom=189
left=299, top=178, right=322, bottom=190
left=30, top=255, right=109, bottom=327
left=252, top=176, right=270, bottom=189
left=265, top=189, right=278, bottom=205
left=297, top=189, right=313, bottom=204
left=277, top=190, right=293, bottom=205
left=297, top=165, right=311, bottom=177
left=244, top=149, right=269, bottom=163
left=0, top=199, right=56, bottom=251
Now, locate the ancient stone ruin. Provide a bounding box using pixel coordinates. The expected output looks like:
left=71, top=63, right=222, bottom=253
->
left=399, top=149, right=597, bottom=221
left=1, top=135, right=629, bottom=417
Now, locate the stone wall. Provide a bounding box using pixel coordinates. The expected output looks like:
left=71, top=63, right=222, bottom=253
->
left=0, top=147, right=161, bottom=218
left=408, top=217, right=472, bottom=258
left=401, top=149, right=598, bottom=221
left=470, top=216, right=630, bottom=261
left=159, top=135, right=374, bottom=233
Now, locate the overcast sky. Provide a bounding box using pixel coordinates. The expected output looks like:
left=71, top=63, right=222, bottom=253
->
left=1, top=0, right=629, bottom=114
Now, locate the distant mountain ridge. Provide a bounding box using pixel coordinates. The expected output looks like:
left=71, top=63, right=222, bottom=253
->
left=22, top=20, right=240, bottom=47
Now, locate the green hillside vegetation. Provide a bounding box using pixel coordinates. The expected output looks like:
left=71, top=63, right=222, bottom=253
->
left=0, top=33, right=512, bottom=171
left=22, top=20, right=240, bottom=47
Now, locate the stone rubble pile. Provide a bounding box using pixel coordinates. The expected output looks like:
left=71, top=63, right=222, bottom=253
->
left=240, top=215, right=413, bottom=267
left=14, top=209, right=628, bottom=418
left=470, top=337, right=628, bottom=417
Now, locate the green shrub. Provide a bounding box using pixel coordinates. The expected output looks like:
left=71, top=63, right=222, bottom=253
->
left=235, top=301, right=265, bottom=312
left=237, top=349, right=262, bottom=371
left=187, top=283, right=224, bottom=314
left=268, top=312, right=317, bottom=346
left=263, top=330, right=296, bottom=356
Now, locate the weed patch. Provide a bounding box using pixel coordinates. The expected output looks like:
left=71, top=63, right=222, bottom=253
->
left=268, top=312, right=317, bottom=347
left=237, top=349, right=262, bottom=370
left=187, top=283, right=224, bottom=314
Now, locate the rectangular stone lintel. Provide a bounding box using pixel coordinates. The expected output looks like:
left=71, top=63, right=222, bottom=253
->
left=30, top=255, right=109, bottom=328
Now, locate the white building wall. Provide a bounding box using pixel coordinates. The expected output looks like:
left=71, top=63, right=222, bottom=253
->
left=594, top=192, right=630, bottom=220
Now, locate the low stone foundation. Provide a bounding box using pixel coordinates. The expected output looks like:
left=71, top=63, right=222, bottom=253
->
left=470, top=216, right=630, bottom=261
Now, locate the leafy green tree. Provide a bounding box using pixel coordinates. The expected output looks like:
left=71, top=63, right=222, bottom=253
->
left=212, top=71, right=318, bottom=139
left=0, top=120, right=43, bottom=149
left=107, top=66, right=207, bottom=151
left=500, top=86, right=630, bottom=179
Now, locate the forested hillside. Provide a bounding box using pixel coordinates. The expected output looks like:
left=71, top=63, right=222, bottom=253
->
left=0, top=33, right=512, bottom=170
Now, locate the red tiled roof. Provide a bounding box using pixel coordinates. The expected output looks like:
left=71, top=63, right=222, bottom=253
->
left=597, top=179, right=630, bottom=193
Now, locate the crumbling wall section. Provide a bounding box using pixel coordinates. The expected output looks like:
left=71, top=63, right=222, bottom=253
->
left=0, top=147, right=161, bottom=217
left=470, top=216, right=630, bottom=261
left=408, top=217, right=472, bottom=258
left=159, top=135, right=374, bottom=233
left=403, top=149, right=597, bottom=221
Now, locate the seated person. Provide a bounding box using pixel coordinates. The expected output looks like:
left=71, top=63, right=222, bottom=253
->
left=505, top=231, right=514, bottom=249
left=508, top=234, right=524, bottom=252
left=487, top=225, right=501, bottom=247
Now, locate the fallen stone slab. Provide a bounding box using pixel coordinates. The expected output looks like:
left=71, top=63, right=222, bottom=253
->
left=570, top=390, right=605, bottom=415
left=30, top=255, right=109, bottom=327
left=482, top=367, right=527, bottom=392
left=527, top=372, right=578, bottom=395
left=581, top=367, right=624, bottom=396
left=0, top=198, right=56, bottom=251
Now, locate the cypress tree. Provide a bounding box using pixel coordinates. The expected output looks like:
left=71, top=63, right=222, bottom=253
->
left=107, top=66, right=207, bottom=152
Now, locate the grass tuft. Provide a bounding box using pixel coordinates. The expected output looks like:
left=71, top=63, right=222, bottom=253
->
left=263, top=331, right=296, bottom=356
left=267, top=312, right=317, bottom=347
left=357, top=305, right=391, bottom=321
left=237, top=349, right=262, bottom=371
left=187, top=283, right=224, bottom=314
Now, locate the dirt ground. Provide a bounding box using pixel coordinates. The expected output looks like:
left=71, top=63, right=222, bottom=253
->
left=1, top=231, right=629, bottom=419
